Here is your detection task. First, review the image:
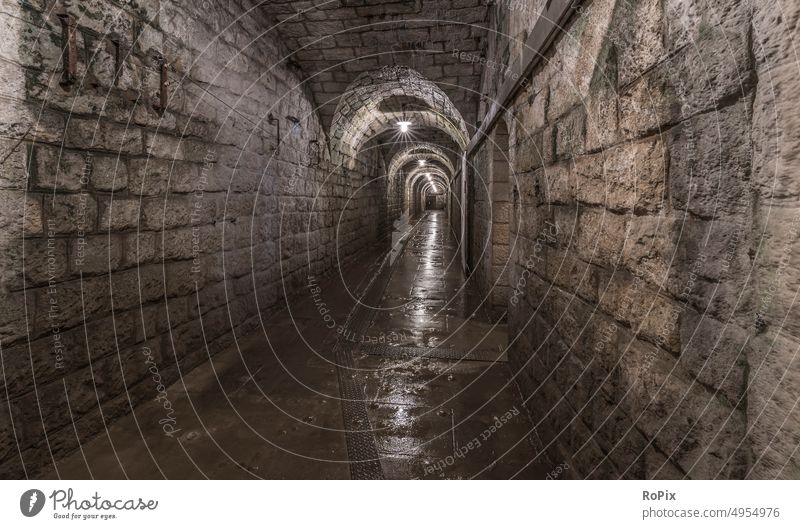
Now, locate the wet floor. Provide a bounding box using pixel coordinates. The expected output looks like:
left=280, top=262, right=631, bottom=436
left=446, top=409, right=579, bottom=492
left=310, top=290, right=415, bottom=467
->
left=49, top=211, right=547, bottom=479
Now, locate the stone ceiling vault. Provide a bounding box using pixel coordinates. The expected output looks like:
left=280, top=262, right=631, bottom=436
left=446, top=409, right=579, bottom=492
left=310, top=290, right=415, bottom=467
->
left=258, top=0, right=490, bottom=135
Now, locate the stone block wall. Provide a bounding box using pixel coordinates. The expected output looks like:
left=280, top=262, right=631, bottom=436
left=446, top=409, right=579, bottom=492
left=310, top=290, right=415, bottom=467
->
left=0, top=0, right=385, bottom=478
left=479, top=0, right=800, bottom=478
left=467, top=122, right=511, bottom=318
left=449, top=170, right=462, bottom=242
left=466, top=140, right=492, bottom=293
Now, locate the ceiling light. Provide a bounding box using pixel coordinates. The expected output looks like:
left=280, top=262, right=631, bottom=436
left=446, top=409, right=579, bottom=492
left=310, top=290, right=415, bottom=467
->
left=397, top=121, right=411, bottom=133
left=418, top=159, right=426, bottom=166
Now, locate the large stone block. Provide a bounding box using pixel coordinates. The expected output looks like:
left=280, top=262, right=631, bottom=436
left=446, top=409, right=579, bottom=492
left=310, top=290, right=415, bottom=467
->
left=0, top=289, right=36, bottom=345
left=598, top=269, right=682, bottom=353
left=554, top=108, right=586, bottom=159
left=750, top=207, right=800, bottom=337
left=747, top=332, right=800, bottom=478
left=664, top=0, right=751, bottom=52
left=122, top=231, right=156, bottom=265
left=592, top=406, right=649, bottom=478
left=70, top=0, right=135, bottom=39
left=584, top=311, right=624, bottom=375
left=109, top=265, right=166, bottom=311
left=585, top=82, right=619, bottom=153
left=536, top=163, right=574, bottom=206
left=545, top=245, right=599, bottom=304
left=64, top=120, right=143, bottom=155
left=83, top=34, right=117, bottom=88
left=574, top=137, right=666, bottom=213
left=512, top=131, right=546, bottom=174
left=1, top=236, right=69, bottom=291
left=71, top=234, right=123, bottom=275
left=575, top=207, right=628, bottom=267
left=0, top=311, right=136, bottom=399
left=127, top=158, right=173, bottom=196
left=610, top=0, right=665, bottom=87
left=42, top=193, right=95, bottom=235
left=32, top=274, right=111, bottom=333
left=668, top=101, right=751, bottom=218
left=141, top=195, right=214, bottom=230
left=619, top=25, right=751, bottom=139
left=0, top=100, right=65, bottom=146
left=159, top=227, right=198, bottom=260
left=667, top=217, right=752, bottom=322
left=751, top=63, right=800, bottom=202
left=98, top=197, right=141, bottom=231
left=680, top=309, right=748, bottom=405
left=0, top=139, right=30, bottom=190
left=617, top=337, right=747, bottom=478
left=620, top=214, right=674, bottom=290
left=0, top=7, right=62, bottom=71
left=752, top=1, right=800, bottom=72
left=91, top=156, right=128, bottom=192
left=0, top=190, right=43, bottom=238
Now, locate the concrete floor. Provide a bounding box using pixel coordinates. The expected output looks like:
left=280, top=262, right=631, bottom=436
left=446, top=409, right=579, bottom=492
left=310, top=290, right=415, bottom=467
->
left=49, top=211, right=547, bottom=479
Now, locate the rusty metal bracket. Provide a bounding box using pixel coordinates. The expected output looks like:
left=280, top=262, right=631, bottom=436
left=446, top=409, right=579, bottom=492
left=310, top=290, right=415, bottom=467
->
left=57, top=13, right=77, bottom=87
left=112, top=39, right=123, bottom=85
left=306, top=139, right=319, bottom=166
left=267, top=113, right=281, bottom=153
left=153, top=54, right=169, bottom=114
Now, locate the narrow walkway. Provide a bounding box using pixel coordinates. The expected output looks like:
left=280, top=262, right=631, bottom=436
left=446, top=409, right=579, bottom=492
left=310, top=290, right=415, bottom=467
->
left=50, top=211, right=545, bottom=479
left=351, top=211, right=545, bottom=478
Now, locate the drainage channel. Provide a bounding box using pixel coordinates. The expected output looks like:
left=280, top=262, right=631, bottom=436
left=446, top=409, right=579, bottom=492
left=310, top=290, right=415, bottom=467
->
left=357, top=343, right=506, bottom=363
left=334, top=214, right=426, bottom=479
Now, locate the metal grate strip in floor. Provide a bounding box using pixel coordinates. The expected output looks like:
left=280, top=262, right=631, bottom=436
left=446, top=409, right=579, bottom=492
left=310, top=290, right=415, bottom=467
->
left=357, top=342, right=507, bottom=363
left=333, top=215, right=428, bottom=479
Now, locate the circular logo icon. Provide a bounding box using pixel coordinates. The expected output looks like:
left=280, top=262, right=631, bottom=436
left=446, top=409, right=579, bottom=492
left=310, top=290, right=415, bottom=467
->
left=20, top=489, right=45, bottom=517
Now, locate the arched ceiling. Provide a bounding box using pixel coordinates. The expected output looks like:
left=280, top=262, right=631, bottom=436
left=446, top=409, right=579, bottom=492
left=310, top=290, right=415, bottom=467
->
left=379, top=128, right=462, bottom=169
left=406, top=167, right=449, bottom=197
left=330, top=66, right=468, bottom=167
left=260, top=0, right=489, bottom=133
left=408, top=169, right=448, bottom=212
left=387, top=143, right=456, bottom=181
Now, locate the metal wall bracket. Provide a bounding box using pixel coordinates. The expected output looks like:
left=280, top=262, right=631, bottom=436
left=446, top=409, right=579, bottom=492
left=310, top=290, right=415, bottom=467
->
left=267, top=113, right=281, bottom=154
left=57, top=13, right=77, bottom=88
left=306, top=139, right=320, bottom=166
left=153, top=54, right=169, bottom=114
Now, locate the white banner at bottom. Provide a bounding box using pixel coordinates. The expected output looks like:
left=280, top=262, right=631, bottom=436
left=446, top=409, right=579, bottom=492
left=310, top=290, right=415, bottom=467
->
left=1, top=480, right=798, bottom=528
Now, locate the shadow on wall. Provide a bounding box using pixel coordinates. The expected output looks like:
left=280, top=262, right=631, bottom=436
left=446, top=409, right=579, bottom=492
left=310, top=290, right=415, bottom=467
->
left=480, top=0, right=800, bottom=479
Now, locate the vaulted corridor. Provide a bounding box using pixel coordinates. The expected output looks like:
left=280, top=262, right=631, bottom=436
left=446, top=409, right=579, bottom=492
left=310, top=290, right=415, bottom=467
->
left=1, top=0, right=800, bottom=482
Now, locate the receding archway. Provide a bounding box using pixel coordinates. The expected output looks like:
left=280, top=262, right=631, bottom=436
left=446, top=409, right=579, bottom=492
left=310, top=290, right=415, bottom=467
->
left=328, top=66, right=469, bottom=169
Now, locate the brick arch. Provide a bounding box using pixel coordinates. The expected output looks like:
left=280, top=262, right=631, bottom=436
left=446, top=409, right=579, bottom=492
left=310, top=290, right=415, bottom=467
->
left=406, top=167, right=449, bottom=192
left=387, top=143, right=456, bottom=181
left=385, top=143, right=453, bottom=223
left=406, top=167, right=449, bottom=215
left=329, top=66, right=469, bottom=169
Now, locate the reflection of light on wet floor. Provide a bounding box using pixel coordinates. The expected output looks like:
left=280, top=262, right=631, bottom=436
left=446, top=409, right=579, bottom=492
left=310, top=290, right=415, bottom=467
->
left=392, top=406, right=410, bottom=426
left=350, top=211, right=546, bottom=478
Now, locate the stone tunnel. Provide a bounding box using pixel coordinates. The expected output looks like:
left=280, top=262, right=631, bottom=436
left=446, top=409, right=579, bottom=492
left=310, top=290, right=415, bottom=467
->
left=0, top=0, right=799, bottom=480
